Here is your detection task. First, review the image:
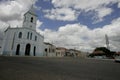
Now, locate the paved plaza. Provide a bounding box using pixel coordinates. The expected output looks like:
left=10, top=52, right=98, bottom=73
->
left=0, top=56, right=120, bottom=80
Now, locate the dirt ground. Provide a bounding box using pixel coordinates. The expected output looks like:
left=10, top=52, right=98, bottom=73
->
left=0, top=56, right=120, bottom=80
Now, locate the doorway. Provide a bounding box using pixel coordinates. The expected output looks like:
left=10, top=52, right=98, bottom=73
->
left=16, top=44, right=20, bottom=55
left=33, top=46, right=36, bottom=56
left=25, top=44, right=31, bottom=56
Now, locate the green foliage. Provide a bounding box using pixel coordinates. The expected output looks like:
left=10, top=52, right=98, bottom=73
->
left=94, top=47, right=110, bottom=54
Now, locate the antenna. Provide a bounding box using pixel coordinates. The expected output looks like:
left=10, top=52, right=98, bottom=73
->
left=105, top=34, right=110, bottom=50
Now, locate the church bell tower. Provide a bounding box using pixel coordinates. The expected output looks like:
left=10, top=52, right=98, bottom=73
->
left=22, top=5, right=37, bottom=31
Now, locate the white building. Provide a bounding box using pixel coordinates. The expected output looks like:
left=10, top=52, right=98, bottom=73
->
left=1, top=6, right=44, bottom=56
left=44, top=42, right=56, bottom=57
left=0, top=32, right=4, bottom=54
left=66, top=49, right=81, bottom=57
left=56, top=47, right=67, bottom=57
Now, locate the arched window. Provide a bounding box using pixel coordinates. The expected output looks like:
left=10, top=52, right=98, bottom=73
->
left=27, top=32, right=29, bottom=39
left=18, top=32, right=22, bottom=38
left=45, top=48, right=47, bottom=52
left=31, top=17, right=33, bottom=23
left=35, top=36, right=37, bottom=41
left=30, top=33, right=32, bottom=40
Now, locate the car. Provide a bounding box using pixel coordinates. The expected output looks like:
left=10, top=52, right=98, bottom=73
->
left=115, top=56, right=120, bottom=63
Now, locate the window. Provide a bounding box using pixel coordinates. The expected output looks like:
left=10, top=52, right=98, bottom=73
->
left=30, top=33, right=32, bottom=40
left=27, top=32, right=29, bottom=39
left=18, top=32, right=22, bottom=38
left=31, top=17, right=33, bottom=23
left=45, top=48, right=47, bottom=52
left=52, top=49, right=55, bottom=53
left=35, top=36, right=37, bottom=41
left=27, top=32, right=32, bottom=40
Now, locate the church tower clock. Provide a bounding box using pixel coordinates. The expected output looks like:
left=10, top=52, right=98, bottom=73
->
left=22, top=6, right=37, bottom=31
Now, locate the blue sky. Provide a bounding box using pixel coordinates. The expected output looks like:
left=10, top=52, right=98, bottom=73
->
left=0, top=0, right=120, bottom=52
left=35, top=0, right=120, bottom=30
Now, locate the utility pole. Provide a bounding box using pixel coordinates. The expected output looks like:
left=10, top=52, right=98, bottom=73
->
left=105, top=34, right=110, bottom=50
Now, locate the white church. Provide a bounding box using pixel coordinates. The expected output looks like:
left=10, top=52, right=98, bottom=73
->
left=1, top=7, right=45, bottom=56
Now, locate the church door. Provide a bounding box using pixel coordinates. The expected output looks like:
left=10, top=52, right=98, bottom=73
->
left=16, top=44, right=20, bottom=55
left=25, top=44, right=31, bottom=56
left=33, top=46, right=36, bottom=56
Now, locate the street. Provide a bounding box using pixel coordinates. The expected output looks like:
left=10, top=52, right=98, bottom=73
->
left=0, top=56, right=120, bottom=80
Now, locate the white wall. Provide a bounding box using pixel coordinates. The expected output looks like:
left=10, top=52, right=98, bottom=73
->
left=1, top=28, right=44, bottom=56
left=23, top=11, right=37, bottom=31
left=44, top=43, right=56, bottom=57
left=0, top=31, right=4, bottom=55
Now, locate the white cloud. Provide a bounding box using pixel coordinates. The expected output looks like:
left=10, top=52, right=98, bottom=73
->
left=118, top=0, right=120, bottom=8
left=93, top=7, right=113, bottom=23
left=36, top=20, right=43, bottom=33
left=44, top=8, right=79, bottom=21
left=44, top=0, right=119, bottom=22
left=0, top=21, right=9, bottom=32
left=52, top=0, right=115, bottom=10
left=41, top=17, right=120, bottom=52
left=118, top=3, right=120, bottom=8
left=0, top=0, right=37, bottom=29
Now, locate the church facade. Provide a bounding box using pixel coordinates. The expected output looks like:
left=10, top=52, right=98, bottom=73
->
left=1, top=7, right=44, bottom=56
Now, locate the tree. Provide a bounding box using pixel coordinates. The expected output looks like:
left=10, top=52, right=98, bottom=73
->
left=94, top=47, right=110, bottom=54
